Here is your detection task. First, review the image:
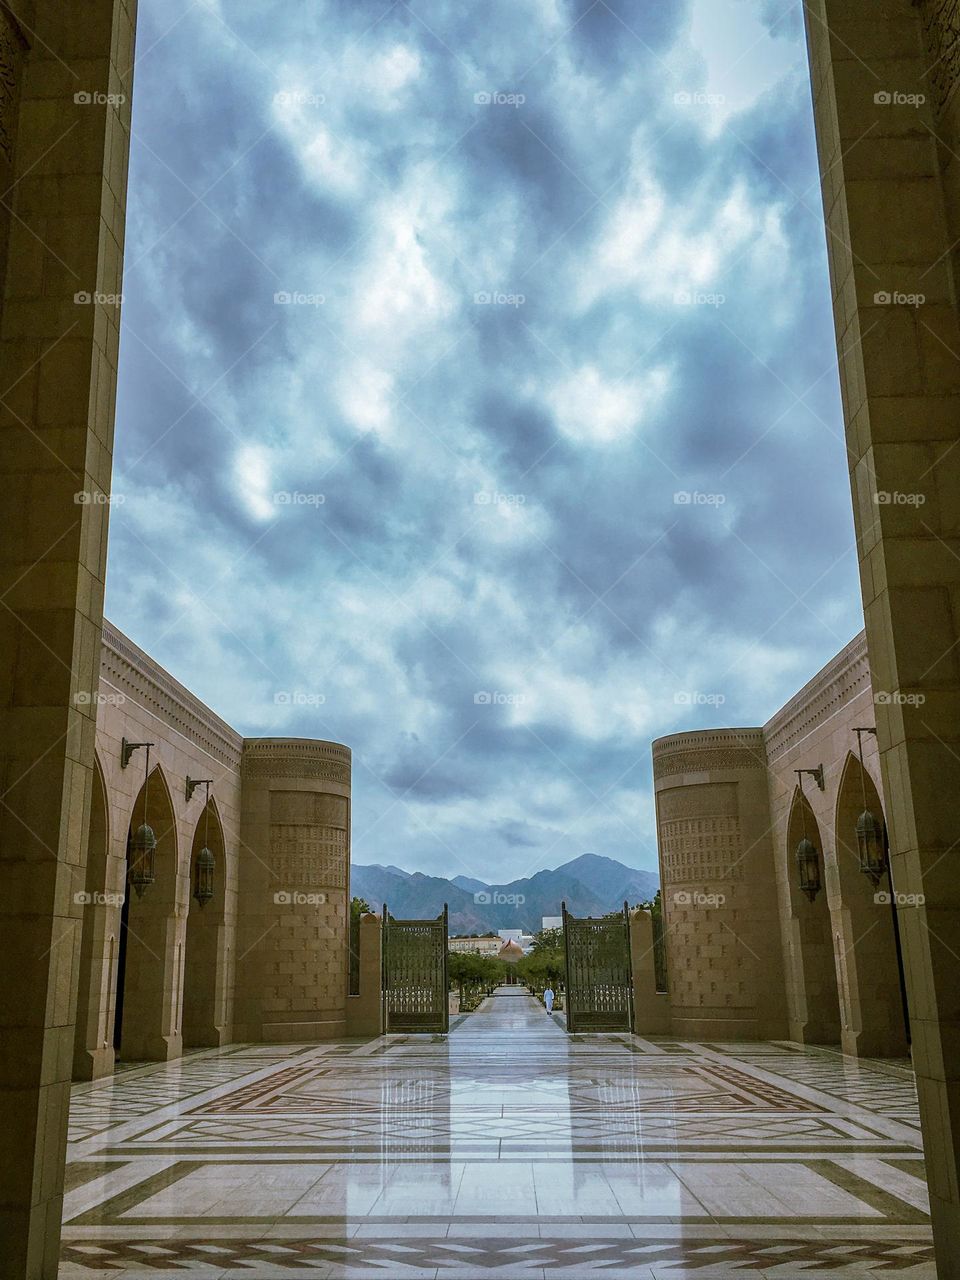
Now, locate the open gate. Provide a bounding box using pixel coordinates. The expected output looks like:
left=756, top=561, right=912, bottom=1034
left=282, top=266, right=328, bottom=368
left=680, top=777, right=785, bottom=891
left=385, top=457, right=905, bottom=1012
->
left=382, top=903, right=449, bottom=1033
left=562, top=900, right=634, bottom=1033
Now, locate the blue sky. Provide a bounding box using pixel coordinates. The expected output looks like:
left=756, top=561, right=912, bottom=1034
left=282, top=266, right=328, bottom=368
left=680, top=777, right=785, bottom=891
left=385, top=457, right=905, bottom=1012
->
left=108, top=0, right=862, bottom=881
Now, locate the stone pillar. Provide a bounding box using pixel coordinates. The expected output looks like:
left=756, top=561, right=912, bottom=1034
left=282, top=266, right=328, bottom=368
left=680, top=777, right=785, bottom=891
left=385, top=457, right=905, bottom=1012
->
left=629, top=909, right=671, bottom=1035
left=804, top=2, right=960, bottom=1270
left=652, top=730, right=788, bottom=1040
left=346, top=913, right=384, bottom=1037
left=0, top=2, right=135, bottom=1276
left=237, top=739, right=351, bottom=1041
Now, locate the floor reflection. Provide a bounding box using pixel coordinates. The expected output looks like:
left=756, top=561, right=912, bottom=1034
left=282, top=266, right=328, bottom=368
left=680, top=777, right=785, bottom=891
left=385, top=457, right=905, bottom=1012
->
left=61, top=987, right=934, bottom=1277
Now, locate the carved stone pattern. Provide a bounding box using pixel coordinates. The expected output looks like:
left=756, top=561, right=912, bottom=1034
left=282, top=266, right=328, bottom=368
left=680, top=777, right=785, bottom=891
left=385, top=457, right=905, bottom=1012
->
left=654, top=748, right=765, bottom=777
left=918, top=0, right=960, bottom=117
left=660, top=818, right=745, bottom=884
left=269, top=826, right=348, bottom=889
left=270, top=791, right=347, bottom=827
left=763, top=633, right=871, bottom=762
left=658, top=783, right=738, bottom=821
left=242, top=758, right=350, bottom=784
left=0, top=9, right=25, bottom=166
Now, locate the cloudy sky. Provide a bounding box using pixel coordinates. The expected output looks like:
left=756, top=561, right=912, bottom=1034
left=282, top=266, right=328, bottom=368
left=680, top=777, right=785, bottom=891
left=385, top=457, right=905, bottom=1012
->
left=108, top=0, right=862, bottom=882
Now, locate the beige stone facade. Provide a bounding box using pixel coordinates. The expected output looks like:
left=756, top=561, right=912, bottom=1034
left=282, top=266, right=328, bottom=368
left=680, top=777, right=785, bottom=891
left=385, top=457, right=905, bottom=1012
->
left=652, top=632, right=908, bottom=1059
left=71, top=620, right=351, bottom=1083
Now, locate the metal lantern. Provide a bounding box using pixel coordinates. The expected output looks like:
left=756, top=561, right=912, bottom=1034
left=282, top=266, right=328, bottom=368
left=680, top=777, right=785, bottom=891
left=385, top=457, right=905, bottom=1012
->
left=128, top=742, right=157, bottom=899
left=128, top=821, right=157, bottom=898
left=795, top=836, right=822, bottom=903
left=193, top=845, right=215, bottom=908
left=856, top=808, right=886, bottom=885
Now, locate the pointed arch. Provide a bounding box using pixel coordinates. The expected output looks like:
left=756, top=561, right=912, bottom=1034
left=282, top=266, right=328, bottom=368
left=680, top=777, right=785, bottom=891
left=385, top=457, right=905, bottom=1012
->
left=183, top=793, right=228, bottom=1047
left=113, top=761, right=181, bottom=1061
left=784, top=786, right=840, bottom=1045
left=832, top=750, right=907, bottom=1056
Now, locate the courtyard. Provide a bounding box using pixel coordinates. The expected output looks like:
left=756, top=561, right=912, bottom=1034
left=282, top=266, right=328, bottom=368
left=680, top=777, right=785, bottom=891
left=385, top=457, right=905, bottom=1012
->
left=61, top=988, right=932, bottom=1278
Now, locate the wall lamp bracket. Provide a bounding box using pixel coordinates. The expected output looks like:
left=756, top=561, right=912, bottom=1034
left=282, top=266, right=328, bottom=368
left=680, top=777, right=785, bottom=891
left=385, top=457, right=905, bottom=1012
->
left=186, top=776, right=214, bottom=802
left=121, top=738, right=154, bottom=769
left=795, top=765, right=825, bottom=792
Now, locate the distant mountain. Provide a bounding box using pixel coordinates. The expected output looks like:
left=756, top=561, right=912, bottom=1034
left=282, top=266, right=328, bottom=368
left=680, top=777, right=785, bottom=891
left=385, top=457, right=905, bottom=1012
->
left=556, top=854, right=659, bottom=906
left=350, top=855, right=659, bottom=934
left=451, top=874, right=489, bottom=892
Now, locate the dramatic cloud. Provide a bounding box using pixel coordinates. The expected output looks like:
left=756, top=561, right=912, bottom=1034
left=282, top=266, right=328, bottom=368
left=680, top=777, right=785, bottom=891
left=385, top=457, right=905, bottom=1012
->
left=108, top=0, right=862, bottom=883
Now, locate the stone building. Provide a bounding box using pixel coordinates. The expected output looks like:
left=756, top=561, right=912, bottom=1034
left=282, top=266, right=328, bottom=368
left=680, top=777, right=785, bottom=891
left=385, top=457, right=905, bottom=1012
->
left=3, top=2, right=960, bottom=1277
left=652, top=631, right=908, bottom=1060
left=73, top=619, right=353, bottom=1082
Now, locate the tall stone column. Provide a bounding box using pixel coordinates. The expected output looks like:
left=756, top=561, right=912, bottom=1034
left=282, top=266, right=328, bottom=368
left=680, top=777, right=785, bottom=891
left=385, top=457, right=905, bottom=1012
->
left=237, top=739, right=351, bottom=1041
left=652, top=730, right=788, bottom=1040
left=804, top=1, right=960, bottom=1270
left=0, top=3, right=135, bottom=1276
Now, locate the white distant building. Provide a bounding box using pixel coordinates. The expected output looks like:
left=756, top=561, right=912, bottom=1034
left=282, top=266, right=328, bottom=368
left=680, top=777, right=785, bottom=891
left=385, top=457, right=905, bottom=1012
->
left=448, top=936, right=501, bottom=955
left=498, top=928, right=534, bottom=952
left=541, top=916, right=562, bottom=931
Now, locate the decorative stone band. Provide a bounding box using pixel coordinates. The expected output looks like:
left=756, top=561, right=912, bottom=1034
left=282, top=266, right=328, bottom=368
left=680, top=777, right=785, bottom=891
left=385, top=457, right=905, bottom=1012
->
left=652, top=730, right=767, bottom=780
left=916, top=0, right=960, bottom=118
left=241, top=739, right=351, bottom=784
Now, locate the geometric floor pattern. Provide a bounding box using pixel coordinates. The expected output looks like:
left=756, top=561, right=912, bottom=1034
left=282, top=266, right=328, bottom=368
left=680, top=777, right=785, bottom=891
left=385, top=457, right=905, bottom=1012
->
left=61, top=988, right=934, bottom=1278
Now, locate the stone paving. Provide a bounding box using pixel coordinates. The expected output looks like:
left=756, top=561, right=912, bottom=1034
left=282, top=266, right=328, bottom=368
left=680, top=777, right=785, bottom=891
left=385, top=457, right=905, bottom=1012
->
left=60, top=987, right=934, bottom=1277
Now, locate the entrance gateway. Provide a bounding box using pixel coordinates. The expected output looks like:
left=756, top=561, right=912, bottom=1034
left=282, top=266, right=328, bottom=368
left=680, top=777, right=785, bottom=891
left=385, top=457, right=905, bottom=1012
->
left=382, top=904, right=449, bottom=1033
left=562, top=901, right=634, bottom=1033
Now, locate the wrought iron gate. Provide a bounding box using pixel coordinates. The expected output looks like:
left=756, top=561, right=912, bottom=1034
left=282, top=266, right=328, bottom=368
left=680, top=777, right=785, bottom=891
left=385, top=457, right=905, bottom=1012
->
left=562, top=901, right=634, bottom=1033
left=382, top=904, right=449, bottom=1033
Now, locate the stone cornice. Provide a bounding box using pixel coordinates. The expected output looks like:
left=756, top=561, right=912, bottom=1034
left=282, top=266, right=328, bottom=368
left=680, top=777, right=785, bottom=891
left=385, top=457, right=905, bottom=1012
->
left=652, top=729, right=767, bottom=779
left=100, top=620, right=244, bottom=768
left=763, top=632, right=870, bottom=764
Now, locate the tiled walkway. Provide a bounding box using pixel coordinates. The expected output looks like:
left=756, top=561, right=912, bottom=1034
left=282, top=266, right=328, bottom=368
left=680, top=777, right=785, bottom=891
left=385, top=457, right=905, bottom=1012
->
left=61, top=988, right=934, bottom=1277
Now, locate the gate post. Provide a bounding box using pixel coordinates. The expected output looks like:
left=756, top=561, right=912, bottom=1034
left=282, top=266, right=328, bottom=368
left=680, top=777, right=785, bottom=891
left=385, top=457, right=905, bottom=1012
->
left=630, top=909, right=672, bottom=1036
left=346, top=913, right=383, bottom=1037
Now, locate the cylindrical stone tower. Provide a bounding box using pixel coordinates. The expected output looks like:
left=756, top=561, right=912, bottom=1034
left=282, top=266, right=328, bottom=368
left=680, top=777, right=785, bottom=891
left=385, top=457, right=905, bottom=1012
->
left=237, top=738, right=351, bottom=1041
left=652, top=728, right=788, bottom=1040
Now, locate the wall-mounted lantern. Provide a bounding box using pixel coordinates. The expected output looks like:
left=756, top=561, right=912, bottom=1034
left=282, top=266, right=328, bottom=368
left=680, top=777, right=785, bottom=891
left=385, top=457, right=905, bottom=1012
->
left=794, top=767, right=824, bottom=902
left=123, top=740, right=157, bottom=899
left=188, top=778, right=216, bottom=909
left=853, top=728, right=886, bottom=885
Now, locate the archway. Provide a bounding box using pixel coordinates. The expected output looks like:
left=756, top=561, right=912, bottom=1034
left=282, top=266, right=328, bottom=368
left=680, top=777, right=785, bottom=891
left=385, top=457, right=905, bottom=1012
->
left=833, top=753, right=908, bottom=1058
left=182, top=795, right=227, bottom=1048
left=114, top=764, right=182, bottom=1061
left=72, top=756, right=116, bottom=1080
left=785, top=787, right=841, bottom=1045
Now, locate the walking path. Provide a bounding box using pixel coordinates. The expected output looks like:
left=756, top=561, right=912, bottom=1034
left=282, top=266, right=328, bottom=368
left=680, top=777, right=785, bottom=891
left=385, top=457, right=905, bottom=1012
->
left=61, top=986, right=933, bottom=1277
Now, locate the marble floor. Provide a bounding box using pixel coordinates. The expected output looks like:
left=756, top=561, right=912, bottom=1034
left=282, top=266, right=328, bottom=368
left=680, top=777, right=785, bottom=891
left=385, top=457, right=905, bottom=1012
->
left=61, top=988, right=934, bottom=1278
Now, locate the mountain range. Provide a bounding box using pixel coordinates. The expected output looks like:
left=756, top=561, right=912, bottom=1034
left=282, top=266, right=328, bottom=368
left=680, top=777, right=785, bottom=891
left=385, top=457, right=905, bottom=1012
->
left=350, top=854, right=659, bottom=935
